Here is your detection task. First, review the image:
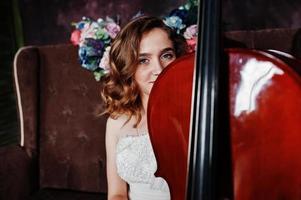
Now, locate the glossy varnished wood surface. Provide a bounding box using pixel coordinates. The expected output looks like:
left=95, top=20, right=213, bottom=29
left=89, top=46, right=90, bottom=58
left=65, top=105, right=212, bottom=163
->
left=148, top=53, right=195, bottom=200
left=149, top=49, right=301, bottom=199
left=227, top=49, right=301, bottom=199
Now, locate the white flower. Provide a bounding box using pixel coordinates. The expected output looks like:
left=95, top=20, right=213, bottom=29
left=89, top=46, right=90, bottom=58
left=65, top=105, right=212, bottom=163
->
left=163, top=16, right=186, bottom=33
left=99, top=46, right=111, bottom=73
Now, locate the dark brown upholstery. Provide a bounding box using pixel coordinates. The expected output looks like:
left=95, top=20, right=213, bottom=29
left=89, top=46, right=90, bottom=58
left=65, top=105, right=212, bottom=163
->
left=1, top=44, right=107, bottom=200
left=1, top=28, right=301, bottom=200
left=37, top=45, right=107, bottom=192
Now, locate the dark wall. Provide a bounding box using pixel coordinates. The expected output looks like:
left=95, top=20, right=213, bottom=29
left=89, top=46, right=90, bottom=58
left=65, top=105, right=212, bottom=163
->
left=222, top=0, right=301, bottom=31
left=19, top=0, right=185, bottom=45
left=18, top=0, right=301, bottom=45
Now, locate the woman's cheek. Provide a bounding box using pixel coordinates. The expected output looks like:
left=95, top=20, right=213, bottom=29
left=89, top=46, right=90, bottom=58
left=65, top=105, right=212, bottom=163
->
left=141, top=69, right=152, bottom=81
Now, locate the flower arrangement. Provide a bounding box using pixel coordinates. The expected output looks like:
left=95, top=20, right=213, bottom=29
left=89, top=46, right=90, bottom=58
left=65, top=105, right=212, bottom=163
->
left=70, top=17, right=120, bottom=81
left=163, top=0, right=198, bottom=53
left=70, top=0, right=198, bottom=81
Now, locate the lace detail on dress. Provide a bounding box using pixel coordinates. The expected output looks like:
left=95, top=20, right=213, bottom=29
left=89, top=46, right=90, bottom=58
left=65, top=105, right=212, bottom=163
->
left=116, top=134, right=156, bottom=183
left=116, top=134, right=170, bottom=196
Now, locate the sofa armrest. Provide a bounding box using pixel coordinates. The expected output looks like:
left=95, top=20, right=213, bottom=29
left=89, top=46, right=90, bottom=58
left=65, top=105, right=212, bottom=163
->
left=13, top=46, right=39, bottom=150
left=0, top=145, right=38, bottom=200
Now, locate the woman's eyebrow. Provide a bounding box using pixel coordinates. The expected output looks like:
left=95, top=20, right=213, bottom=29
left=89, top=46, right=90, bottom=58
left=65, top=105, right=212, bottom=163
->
left=161, top=47, right=175, bottom=53
left=139, top=47, right=175, bottom=57
left=139, top=53, right=151, bottom=57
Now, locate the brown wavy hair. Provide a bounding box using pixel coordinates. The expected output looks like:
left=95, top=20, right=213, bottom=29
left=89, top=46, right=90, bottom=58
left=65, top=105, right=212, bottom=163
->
left=101, top=16, right=187, bottom=127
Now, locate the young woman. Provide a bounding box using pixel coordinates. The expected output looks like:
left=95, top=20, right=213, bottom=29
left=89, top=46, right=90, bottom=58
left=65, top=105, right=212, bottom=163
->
left=102, top=16, right=187, bottom=200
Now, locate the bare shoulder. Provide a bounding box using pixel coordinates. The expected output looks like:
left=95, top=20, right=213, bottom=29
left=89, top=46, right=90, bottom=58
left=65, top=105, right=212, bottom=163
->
left=106, top=115, right=129, bottom=130
left=106, top=115, right=132, bottom=138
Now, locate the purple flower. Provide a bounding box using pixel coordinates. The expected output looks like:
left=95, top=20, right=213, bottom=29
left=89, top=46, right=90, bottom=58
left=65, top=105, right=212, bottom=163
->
left=85, top=38, right=105, bottom=54
left=105, top=22, right=121, bottom=39
left=183, top=24, right=198, bottom=39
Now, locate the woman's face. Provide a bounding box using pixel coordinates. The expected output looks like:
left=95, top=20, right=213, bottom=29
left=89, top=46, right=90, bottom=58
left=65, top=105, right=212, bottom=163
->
left=134, top=28, right=176, bottom=101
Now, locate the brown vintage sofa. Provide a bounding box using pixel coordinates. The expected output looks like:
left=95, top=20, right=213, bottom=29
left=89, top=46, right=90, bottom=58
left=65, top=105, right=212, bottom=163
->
left=0, top=28, right=300, bottom=200
left=1, top=45, right=108, bottom=200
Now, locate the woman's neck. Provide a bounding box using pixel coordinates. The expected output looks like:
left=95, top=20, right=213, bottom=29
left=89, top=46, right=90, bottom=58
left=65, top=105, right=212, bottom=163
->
left=141, top=94, right=149, bottom=115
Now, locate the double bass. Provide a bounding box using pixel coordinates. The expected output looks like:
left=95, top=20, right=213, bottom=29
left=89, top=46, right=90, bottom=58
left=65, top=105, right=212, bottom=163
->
left=147, top=0, right=301, bottom=199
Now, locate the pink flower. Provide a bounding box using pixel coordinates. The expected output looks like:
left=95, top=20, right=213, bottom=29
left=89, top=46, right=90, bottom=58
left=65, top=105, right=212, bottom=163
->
left=183, top=24, right=198, bottom=40
left=105, top=22, right=120, bottom=39
left=70, top=30, right=81, bottom=45
left=80, top=22, right=98, bottom=43
left=186, top=37, right=197, bottom=53
left=99, top=46, right=111, bottom=72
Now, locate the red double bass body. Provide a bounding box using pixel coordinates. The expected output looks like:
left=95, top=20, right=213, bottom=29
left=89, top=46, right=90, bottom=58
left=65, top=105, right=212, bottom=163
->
left=148, top=53, right=195, bottom=200
left=148, top=49, right=301, bottom=199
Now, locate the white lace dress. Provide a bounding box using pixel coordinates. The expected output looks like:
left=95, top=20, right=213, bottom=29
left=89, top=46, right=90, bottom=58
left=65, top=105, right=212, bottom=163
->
left=116, top=133, right=171, bottom=200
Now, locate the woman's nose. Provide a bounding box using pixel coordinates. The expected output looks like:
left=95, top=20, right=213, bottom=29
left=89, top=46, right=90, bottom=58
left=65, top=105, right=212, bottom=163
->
left=152, top=59, right=164, bottom=75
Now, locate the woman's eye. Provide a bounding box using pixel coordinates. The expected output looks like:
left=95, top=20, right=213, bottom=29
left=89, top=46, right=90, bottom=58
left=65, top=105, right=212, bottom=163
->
left=161, top=53, right=175, bottom=60
left=139, top=58, right=149, bottom=65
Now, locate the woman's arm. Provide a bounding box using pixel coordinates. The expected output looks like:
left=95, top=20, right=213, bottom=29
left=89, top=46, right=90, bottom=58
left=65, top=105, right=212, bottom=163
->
left=106, top=117, right=128, bottom=200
